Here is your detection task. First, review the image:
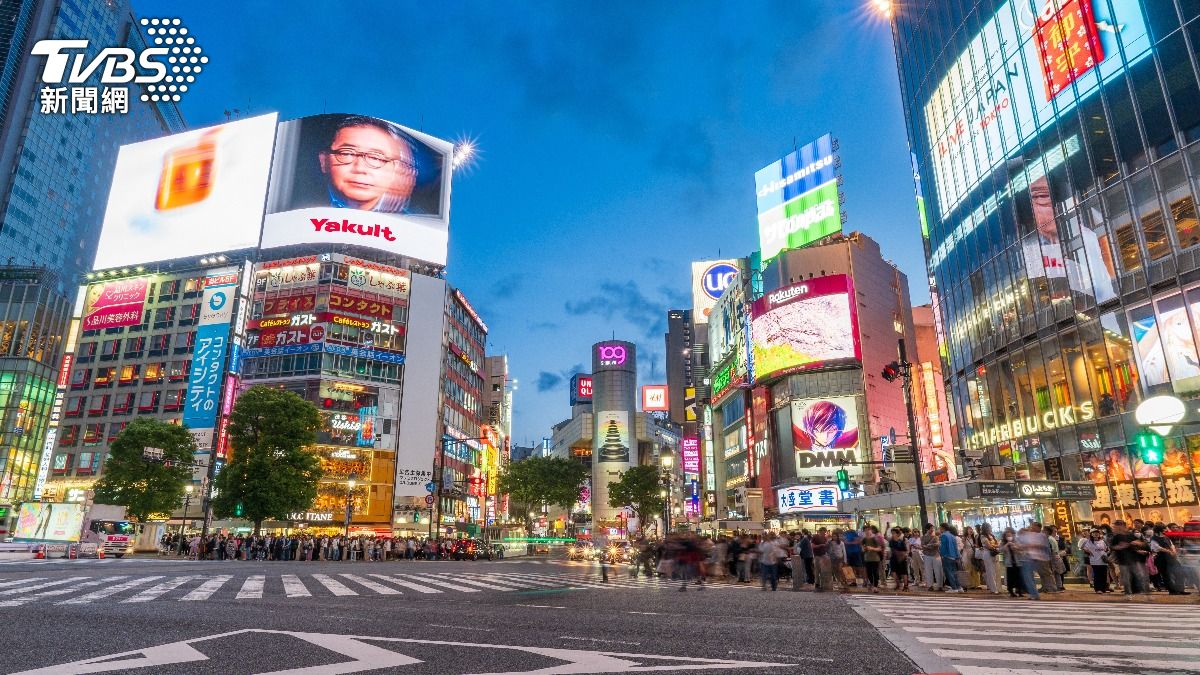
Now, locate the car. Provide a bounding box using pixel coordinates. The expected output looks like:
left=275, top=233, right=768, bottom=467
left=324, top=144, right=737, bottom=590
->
left=566, top=542, right=594, bottom=561
left=532, top=543, right=552, bottom=554
left=450, top=539, right=481, bottom=561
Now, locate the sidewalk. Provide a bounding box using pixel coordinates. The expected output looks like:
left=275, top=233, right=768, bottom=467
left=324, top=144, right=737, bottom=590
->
left=832, top=580, right=1200, bottom=604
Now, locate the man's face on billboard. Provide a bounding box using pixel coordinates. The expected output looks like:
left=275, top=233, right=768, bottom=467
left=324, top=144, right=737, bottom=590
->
left=320, top=124, right=416, bottom=211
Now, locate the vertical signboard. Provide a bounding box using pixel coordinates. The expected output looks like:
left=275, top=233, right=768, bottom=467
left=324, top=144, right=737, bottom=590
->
left=595, top=411, right=630, bottom=464
left=681, top=437, right=701, bottom=474
left=184, top=271, right=239, bottom=449
left=569, top=373, right=593, bottom=405
left=754, top=133, right=840, bottom=261
left=33, top=319, right=80, bottom=501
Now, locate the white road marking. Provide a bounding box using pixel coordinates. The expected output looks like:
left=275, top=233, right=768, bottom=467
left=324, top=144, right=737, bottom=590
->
left=180, top=575, right=231, bottom=601
left=368, top=574, right=442, bottom=594
left=3, top=576, right=91, bottom=595
left=311, top=574, right=358, bottom=596
left=235, top=575, right=265, bottom=599
left=340, top=574, right=401, bottom=595
left=400, top=574, right=481, bottom=593
left=281, top=574, right=311, bottom=597
left=58, top=576, right=163, bottom=604
left=0, top=576, right=128, bottom=606
left=0, top=577, right=45, bottom=588
left=122, top=576, right=198, bottom=603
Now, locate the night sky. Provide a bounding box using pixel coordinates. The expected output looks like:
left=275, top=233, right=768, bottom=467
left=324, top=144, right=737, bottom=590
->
left=139, top=0, right=924, bottom=444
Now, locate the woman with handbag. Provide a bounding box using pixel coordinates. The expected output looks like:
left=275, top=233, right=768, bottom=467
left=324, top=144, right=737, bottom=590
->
left=862, top=525, right=885, bottom=593
left=978, top=523, right=1001, bottom=594
left=1001, top=527, right=1026, bottom=597
left=961, top=526, right=978, bottom=590
left=1081, top=528, right=1111, bottom=593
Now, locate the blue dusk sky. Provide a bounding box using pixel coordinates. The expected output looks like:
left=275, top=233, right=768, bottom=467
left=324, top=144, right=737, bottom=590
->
left=142, top=0, right=926, bottom=445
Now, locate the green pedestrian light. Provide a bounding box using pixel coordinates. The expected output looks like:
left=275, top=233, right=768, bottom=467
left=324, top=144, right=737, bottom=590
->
left=1135, top=428, right=1164, bottom=465
left=836, top=468, right=850, bottom=491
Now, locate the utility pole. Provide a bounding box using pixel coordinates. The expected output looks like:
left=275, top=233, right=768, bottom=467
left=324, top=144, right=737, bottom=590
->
left=898, top=339, right=929, bottom=528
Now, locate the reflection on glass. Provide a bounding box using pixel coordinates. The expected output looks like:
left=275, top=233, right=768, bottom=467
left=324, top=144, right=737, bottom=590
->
left=1128, top=303, right=1168, bottom=387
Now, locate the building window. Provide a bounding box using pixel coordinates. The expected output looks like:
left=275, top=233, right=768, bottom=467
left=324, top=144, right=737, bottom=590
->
left=113, top=393, right=134, bottom=415
left=76, top=342, right=96, bottom=363
left=163, top=389, right=184, bottom=411
left=87, top=394, right=109, bottom=416
left=118, top=364, right=139, bottom=384
left=178, top=303, right=200, bottom=326
left=157, top=279, right=180, bottom=301
left=60, top=425, right=80, bottom=447
left=124, top=336, right=145, bottom=358
left=70, top=367, right=89, bottom=389
left=82, top=424, right=104, bottom=447
left=99, top=339, right=120, bottom=361
left=65, top=396, right=85, bottom=417
left=93, top=367, right=115, bottom=387
left=108, top=422, right=127, bottom=442
left=167, top=360, right=189, bottom=381
left=137, top=390, right=160, bottom=413
left=143, top=362, right=165, bottom=383
left=149, top=334, right=170, bottom=356
left=153, top=306, right=176, bottom=330
left=174, top=331, right=195, bottom=354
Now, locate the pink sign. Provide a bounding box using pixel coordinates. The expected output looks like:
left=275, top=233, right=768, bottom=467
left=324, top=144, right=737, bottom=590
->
left=681, top=437, right=701, bottom=474
left=81, top=278, right=150, bottom=331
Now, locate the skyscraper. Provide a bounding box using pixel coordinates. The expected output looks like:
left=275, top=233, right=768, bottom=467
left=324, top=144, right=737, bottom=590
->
left=0, top=0, right=184, bottom=505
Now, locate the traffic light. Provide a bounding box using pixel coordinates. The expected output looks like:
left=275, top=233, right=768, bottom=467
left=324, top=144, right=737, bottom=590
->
left=881, top=362, right=902, bottom=382
left=1136, top=428, right=1165, bottom=465
left=234, top=502, right=244, bottom=517
left=413, top=511, right=421, bottom=524
left=836, top=468, right=850, bottom=491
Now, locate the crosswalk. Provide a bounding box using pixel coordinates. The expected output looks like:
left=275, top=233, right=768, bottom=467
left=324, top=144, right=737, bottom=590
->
left=0, top=557, right=180, bottom=566
left=0, top=570, right=749, bottom=606
left=853, top=594, right=1200, bottom=674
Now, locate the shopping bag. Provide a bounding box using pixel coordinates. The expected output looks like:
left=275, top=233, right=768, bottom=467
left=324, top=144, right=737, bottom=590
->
left=840, top=565, right=857, bottom=586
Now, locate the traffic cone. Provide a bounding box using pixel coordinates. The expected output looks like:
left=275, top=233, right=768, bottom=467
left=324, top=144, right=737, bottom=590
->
left=33, top=545, right=44, bottom=559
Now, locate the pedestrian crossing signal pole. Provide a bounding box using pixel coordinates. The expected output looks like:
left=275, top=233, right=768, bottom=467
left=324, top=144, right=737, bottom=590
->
left=882, top=339, right=929, bottom=529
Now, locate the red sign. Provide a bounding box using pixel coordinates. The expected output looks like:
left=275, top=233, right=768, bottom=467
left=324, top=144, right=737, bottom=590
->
left=641, top=385, right=669, bottom=412
left=81, top=278, right=150, bottom=330
left=262, top=293, right=316, bottom=317
left=577, top=376, right=592, bottom=399
left=252, top=323, right=325, bottom=348
left=329, top=291, right=393, bottom=320
left=1033, top=0, right=1104, bottom=101
left=681, top=437, right=700, bottom=474
left=258, top=255, right=319, bottom=271
left=57, top=354, right=73, bottom=388
left=216, top=416, right=231, bottom=460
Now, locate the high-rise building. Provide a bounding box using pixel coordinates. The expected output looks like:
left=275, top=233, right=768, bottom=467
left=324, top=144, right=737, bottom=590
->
left=0, top=1, right=183, bottom=508
left=911, top=304, right=957, bottom=484
left=890, top=0, right=1200, bottom=527
left=663, top=309, right=693, bottom=426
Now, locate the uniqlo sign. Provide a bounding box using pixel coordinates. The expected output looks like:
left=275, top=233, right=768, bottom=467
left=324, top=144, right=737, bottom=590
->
left=641, top=385, right=668, bottom=412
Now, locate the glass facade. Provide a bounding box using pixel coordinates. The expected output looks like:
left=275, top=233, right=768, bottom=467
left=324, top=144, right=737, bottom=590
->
left=895, top=0, right=1200, bottom=522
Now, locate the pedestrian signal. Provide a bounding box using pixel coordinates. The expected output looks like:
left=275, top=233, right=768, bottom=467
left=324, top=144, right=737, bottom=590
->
left=1135, top=428, right=1164, bottom=465
left=836, top=468, right=850, bottom=491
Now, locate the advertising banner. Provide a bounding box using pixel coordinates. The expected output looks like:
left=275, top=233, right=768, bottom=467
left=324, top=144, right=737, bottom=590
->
left=183, top=272, right=238, bottom=449
left=754, top=133, right=840, bottom=261
left=641, top=385, right=668, bottom=412
left=777, top=484, right=847, bottom=514
left=95, top=114, right=278, bottom=270
left=261, top=293, right=317, bottom=317
left=13, top=503, right=84, bottom=542
left=750, top=274, right=859, bottom=380
left=261, top=113, right=454, bottom=265
left=346, top=260, right=411, bottom=299
left=329, top=290, right=394, bottom=320
left=690, top=260, right=739, bottom=324
left=922, top=0, right=1148, bottom=218
left=569, top=373, right=592, bottom=406
left=681, top=437, right=701, bottom=474
left=250, top=323, right=325, bottom=349
left=792, top=396, right=862, bottom=479
left=81, top=277, right=151, bottom=330
left=595, top=410, right=630, bottom=464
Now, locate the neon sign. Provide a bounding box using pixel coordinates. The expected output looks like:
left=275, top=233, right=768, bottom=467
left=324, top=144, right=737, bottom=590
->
left=597, top=344, right=626, bottom=366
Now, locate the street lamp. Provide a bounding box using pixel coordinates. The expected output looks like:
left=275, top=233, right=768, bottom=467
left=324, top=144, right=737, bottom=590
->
left=177, top=484, right=194, bottom=556
left=344, top=472, right=358, bottom=540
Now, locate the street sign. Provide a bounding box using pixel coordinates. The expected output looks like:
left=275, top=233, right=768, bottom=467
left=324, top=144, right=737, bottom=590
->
left=879, top=435, right=890, bottom=449
left=425, top=482, right=437, bottom=493
left=424, top=494, right=435, bottom=505
left=888, top=427, right=897, bottom=444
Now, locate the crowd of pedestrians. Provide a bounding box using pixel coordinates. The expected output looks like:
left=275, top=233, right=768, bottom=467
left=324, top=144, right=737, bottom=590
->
left=627, top=519, right=1200, bottom=599
left=159, top=532, right=472, bottom=562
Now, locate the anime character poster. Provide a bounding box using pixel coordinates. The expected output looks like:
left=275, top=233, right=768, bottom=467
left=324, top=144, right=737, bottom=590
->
left=791, top=396, right=861, bottom=479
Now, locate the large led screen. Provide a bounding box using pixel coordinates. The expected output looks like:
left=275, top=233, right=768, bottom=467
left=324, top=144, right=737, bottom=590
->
left=754, top=133, right=840, bottom=261
left=792, top=396, right=863, bottom=480
left=261, top=113, right=453, bottom=265
left=94, top=114, right=278, bottom=270
left=922, top=0, right=1149, bottom=218
left=750, top=274, right=859, bottom=380
left=13, top=502, right=84, bottom=542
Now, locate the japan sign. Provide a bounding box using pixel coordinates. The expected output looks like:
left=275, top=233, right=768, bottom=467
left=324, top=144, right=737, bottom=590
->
left=776, top=483, right=847, bottom=514
left=81, top=277, right=150, bottom=330
left=329, top=290, right=393, bottom=320
left=182, top=272, right=238, bottom=449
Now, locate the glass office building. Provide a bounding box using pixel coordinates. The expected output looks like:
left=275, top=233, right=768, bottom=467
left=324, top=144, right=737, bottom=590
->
left=893, top=0, right=1200, bottom=524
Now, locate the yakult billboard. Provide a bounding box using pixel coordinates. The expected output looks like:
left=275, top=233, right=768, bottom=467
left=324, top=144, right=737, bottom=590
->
left=261, top=113, right=454, bottom=265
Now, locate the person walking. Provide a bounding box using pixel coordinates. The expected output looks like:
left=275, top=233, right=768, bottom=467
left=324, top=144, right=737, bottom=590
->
left=905, top=528, right=924, bottom=588
left=1110, top=520, right=1151, bottom=598
left=1081, top=528, right=1111, bottom=593
left=796, top=530, right=815, bottom=589
left=862, top=526, right=885, bottom=593
left=977, top=523, right=1001, bottom=594
left=887, top=528, right=911, bottom=591
left=920, top=523, right=943, bottom=591
left=939, top=523, right=963, bottom=593
left=843, top=526, right=865, bottom=588
left=812, top=528, right=832, bottom=591
left=828, top=530, right=847, bottom=591
left=1015, top=525, right=1048, bottom=600
left=757, top=533, right=784, bottom=591
left=1150, top=524, right=1190, bottom=595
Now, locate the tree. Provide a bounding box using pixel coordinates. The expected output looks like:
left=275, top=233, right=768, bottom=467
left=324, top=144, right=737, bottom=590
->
left=92, top=418, right=196, bottom=523
left=497, top=456, right=588, bottom=531
left=211, top=385, right=323, bottom=534
left=607, top=465, right=665, bottom=536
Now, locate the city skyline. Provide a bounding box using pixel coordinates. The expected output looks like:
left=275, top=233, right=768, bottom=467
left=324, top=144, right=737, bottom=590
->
left=138, top=0, right=925, bottom=444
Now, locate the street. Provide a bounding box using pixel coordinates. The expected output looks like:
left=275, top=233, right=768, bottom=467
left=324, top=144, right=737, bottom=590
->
left=0, top=554, right=921, bottom=675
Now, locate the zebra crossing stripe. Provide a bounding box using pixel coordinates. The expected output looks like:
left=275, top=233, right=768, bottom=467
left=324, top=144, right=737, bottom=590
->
left=58, top=576, right=163, bottom=605
left=492, top=573, right=606, bottom=589
left=3, top=576, right=90, bottom=596
left=904, top=625, right=1181, bottom=644
left=311, top=574, right=358, bottom=596
left=435, top=575, right=527, bottom=591
left=236, top=575, right=265, bottom=599
left=368, top=574, right=442, bottom=594
left=400, top=574, right=481, bottom=593
left=468, top=573, right=571, bottom=588
left=935, top=648, right=1200, bottom=673
left=920, top=636, right=1200, bottom=658
left=340, top=574, right=401, bottom=595
left=122, top=576, right=199, bottom=603
left=180, top=575, right=231, bottom=601
left=864, top=606, right=1200, bottom=626
left=0, top=576, right=128, bottom=607
left=0, top=577, right=46, bottom=590
left=281, top=574, right=311, bottom=598
left=956, top=668, right=1105, bottom=675
left=885, top=617, right=1189, bottom=634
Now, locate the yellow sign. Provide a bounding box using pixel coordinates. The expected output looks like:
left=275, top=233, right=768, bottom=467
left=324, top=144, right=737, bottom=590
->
left=966, top=402, right=1094, bottom=451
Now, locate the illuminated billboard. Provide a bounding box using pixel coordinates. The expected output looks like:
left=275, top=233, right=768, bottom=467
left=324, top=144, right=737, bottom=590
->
left=595, top=410, right=630, bottom=464
left=261, top=113, right=453, bottom=265
left=792, top=396, right=863, bottom=479
left=13, top=502, right=84, bottom=542
left=922, top=0, right=1148, bottom=217
left=750, top=274, right=859, bottom=380
left=690, top=260, right=738, bottom=325
left=777, top=484, right=849, bottom=514
left=570, top=374, right=592, bottom=406
left=81, top=277, right=151, bottom=331
left=681, top=437, right=701, bottom=474
left=641, top=385, right=668, bottom=412
left=95, top=114, right=278, bottom=270
left=754, top=133, right=840, bottom=261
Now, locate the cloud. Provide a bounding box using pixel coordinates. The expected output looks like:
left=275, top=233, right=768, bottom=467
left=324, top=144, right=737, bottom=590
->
left=564, top=280, right=676, bottom=339
left=528, top=320, right=560, bottom=332
left=536, top=371, right=563, bottom=392
left=491, top=274, right=524, bottom=300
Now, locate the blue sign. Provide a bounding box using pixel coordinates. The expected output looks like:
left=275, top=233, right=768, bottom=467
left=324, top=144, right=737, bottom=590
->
left=324, top=343, right=406, bottom=364
left=242, top=342, right=322, bottom=359
left=182, top=323, right=229, bottom=435
left=701, top=262, right=738, bottom=300
left=425, top=482, right=437, bottom=493
left=240, top=342, right=405, bottom=365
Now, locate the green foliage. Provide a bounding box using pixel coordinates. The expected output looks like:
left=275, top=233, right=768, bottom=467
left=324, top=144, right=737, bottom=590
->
left=497, top=456, right=589, bottom=523
left=91, top=418, right=196, bottom=522
left=211, top=386, right=323, bottom=534
left=607, top=465, right=665, bottom=534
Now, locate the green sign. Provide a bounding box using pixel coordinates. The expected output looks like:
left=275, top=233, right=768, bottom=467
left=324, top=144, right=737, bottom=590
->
left=711, top=361, right=733, bottom=399
left=758, top=179, right=841, bottom=261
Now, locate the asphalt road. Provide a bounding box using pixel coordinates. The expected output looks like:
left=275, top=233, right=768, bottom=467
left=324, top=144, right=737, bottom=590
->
left=0, top=555, right=922, bottom=675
